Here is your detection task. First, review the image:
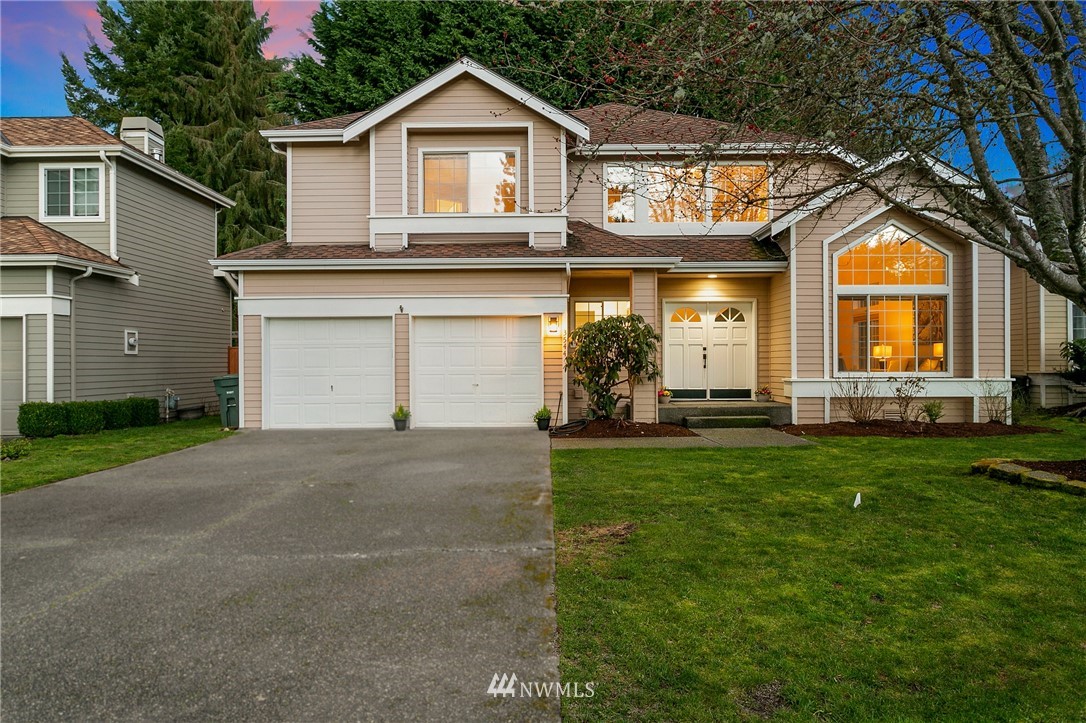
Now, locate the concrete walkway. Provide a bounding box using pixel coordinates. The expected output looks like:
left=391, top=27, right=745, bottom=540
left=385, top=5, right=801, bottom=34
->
left=1, top=429, right=559, bottom=722
left=550, top=427, right=813, bottom=449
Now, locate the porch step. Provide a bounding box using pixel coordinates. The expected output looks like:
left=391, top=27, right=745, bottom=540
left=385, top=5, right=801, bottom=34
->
left=660, top=403, right=791, bottom=426
left=683, top=415, right=771, bottom=429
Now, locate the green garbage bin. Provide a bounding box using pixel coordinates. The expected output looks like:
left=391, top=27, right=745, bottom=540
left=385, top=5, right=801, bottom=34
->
left=212, top=374, right=239, bottom=428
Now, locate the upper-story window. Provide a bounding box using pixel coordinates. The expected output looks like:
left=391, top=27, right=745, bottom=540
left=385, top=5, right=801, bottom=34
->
left=422, top=151, right=516, bottom=214
left=835, top=224, right=950, bottom=375
left=606, top=163, right=769, bottom=226
left=40, top=164, right=104, bottom=221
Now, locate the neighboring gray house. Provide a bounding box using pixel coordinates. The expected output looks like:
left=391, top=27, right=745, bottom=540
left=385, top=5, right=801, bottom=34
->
left=0, top=116, right=234, bottom=435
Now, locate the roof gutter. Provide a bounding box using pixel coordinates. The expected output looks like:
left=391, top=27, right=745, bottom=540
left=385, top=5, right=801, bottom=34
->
left=1, top=254, right=137, bottom=281
left=669, top=261, right=787, bottom=273
left=98, top=150, right=119, bottom=259
left=211, top=256, right=684, bottom=272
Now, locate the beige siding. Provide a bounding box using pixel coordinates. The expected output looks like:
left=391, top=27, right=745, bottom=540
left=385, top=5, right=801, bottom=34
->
left=242, top=269, right=565, bottom=297
left=24, top=314, right=47, bottom=401
left=0, top=157, right=112, bottom=257
left=795, top=396, right=825, bottom=424
left=534, top=232, right=563, bottom=250
left=1043, top=287, right=1069, bottom=372
left=976, top=247, right=1007, bottom=378
left=68, top=160, right=230, bottom=408
left=291, top=140, right=369, bottom=244
left=828, top=396, right=973, bottom=423
left=566, top=158, right=604, bottom=224
left=543, top=333, right=563, bottom=419
left=768, top=267, right=791, bottom=399
left=394, top=313, right=410, bottom=407
left=372, top=76, right=565, bottom=217
left=243, top=315, right=262, bottom=428
left=630, top=269, right=658, bottom=422
left=1009, top=264, right=1028, bottom=374
left=1, top=268, right=47, bottom=295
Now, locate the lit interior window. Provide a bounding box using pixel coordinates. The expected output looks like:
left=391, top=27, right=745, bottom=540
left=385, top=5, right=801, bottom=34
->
left=606, top=166, right=637, bottom=223
left=710, top=166, right=769, bottom=223
left=423, top=151, right=515, bottom=213
left=574, top=300, right=631, bottom=328
left=647, top=166, right=704, bottom=223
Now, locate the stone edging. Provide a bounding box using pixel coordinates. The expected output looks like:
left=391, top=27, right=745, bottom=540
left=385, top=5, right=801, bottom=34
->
left=971, top=459, right=1086, bottom=496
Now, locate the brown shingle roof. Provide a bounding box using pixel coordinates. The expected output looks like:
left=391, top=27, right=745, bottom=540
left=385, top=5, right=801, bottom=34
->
left=268, top=111, right=369, bottom=132
left=0, top=216, right=130, bottom=269
left=0, top=117, right=119, bottom=147
left=215, top=220, right=783, bottom=265
left=569, top=102, right=800, bottom=146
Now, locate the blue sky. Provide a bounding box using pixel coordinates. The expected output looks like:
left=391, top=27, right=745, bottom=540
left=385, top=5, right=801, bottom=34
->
left=0, top=0, right=318, bottom=117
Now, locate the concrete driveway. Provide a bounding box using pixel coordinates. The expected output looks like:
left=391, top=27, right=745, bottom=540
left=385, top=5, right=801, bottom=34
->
left=1, top=429, right=559, bottom=721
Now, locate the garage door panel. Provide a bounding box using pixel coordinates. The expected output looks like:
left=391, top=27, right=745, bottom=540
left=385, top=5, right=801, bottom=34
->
left=268, top=318, right=392, bottom=429
left=414, top=317, right=542, bottom=427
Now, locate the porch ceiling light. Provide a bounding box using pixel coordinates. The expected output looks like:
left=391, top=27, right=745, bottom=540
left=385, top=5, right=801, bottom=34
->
left=708, top=274, right=718, bottom=279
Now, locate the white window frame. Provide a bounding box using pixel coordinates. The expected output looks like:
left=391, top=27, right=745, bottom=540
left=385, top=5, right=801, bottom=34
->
left=571, top=297, right=631, bottom=328
left=602, top=160, right=772, bottom=235
left=39, top=162, right=106, bottom=222
left=418, top=147, right=521, bottom=215
left=1070, top=301, right=1086, bottom=342
left=832, top=222, right=954, bottom=377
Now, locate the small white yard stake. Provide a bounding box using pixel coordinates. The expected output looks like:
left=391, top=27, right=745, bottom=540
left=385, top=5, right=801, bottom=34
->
left=854, top=492, right=862, bottom=508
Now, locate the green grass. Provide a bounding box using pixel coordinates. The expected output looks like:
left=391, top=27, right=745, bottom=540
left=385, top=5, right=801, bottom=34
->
left=552, top=419, right=1086, bottom=721
left=1, top=417, right=232, bottom=494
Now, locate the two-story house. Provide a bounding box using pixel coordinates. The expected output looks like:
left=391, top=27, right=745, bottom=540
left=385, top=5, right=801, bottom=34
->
left=213, top=58, right=1013, bottom=429
left=0, top=116, right=234, bottom=435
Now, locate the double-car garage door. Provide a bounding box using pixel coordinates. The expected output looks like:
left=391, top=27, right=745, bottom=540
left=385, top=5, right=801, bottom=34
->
left=266, top=316, right=541, bottom=429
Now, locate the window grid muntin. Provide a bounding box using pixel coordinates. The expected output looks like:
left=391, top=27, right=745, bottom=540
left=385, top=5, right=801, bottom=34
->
left=573, top=299, right=631, bottom=329
left=422, top=150, right=516, bottom=214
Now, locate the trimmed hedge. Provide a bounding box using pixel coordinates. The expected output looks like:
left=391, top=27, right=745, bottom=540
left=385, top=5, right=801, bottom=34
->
left=17, top=402, right=68, bottom=438
left=64, top=401, right=105, bottom=435
left=17, top=397, right=160, bottom=438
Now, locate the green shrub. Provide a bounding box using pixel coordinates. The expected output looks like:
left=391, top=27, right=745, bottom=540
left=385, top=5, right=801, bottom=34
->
left=101, top=399, right=133, bottom=430
left=64, top=401, right=105, bottom=435
left=1, top=437, right=31, bottom=460
left=17, top=402, right=68, bottom=438
left=128, top=397, right=160, bottom=427
left=920, top=400, right=944, bottom=424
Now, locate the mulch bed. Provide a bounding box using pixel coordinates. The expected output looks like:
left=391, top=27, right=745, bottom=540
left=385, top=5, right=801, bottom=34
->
left=1010, top=459, right=1086, bottom=480
left=775, top=420, right=1060, bottom=438
left=557, top=419, right=698, bottom=438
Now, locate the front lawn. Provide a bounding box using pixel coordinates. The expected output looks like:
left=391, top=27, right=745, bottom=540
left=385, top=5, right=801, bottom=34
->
left=552, top=419, right=1086, bottom=720
left=1, top=417, right=232, bottom=494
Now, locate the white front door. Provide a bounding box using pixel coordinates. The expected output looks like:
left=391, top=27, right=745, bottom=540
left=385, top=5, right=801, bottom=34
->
left=664, top=302, right=754, bottom=399
left=413, top=316, right=542, bottom=427
left=267, top=317, right=393, bottom=429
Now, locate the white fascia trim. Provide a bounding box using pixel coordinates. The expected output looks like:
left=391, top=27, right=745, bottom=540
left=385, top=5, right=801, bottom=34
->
left=341, top=58, right=590, bottom=142
left=260, top=129, right=347, bottom=144
left=213, top=256, right=683, bottom=272
left=578, top=142, right=867, bottom=167
left=6, top=144, right=233, bottom=207
left=1, top=254, right=135, bottom=279
left=669, top=262, right=787, bottom=273
left=370, top=212, right=565, bottom=236
left=212, top=268, right=240, bottom=295
left=240, top=295, right=569, bottom=318
left=285, top=144, right=293, bottom=244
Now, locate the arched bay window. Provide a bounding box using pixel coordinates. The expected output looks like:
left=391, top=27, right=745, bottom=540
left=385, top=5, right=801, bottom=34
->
left=835, top=224, right=950, bottom=374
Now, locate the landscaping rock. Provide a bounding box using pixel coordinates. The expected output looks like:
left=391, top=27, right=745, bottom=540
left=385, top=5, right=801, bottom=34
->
left=989, top=463, right=1032, bottom=483
left=1059, top=479, right=1086, bottom=496
left=1020, top=470, right=1067, bottom=490
left=971, top=458, right=1011, bottom=474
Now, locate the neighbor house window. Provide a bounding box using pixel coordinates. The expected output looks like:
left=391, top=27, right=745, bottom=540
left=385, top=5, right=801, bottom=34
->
left=574, top=300, right=630, bottom=328
left=42, top=165, right=102, bottom=220
left=422, top=151, right=516, bottom=213
left=604, top=163, right=768, bottom=225
left=1073, top=304, right=1086, bottom=341
left=835, top=225, right=949, bottom=373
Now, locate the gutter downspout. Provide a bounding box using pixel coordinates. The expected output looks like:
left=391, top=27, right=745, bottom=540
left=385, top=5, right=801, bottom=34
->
left=70, top=267, right=94, bottom=399
left=99, top=150, right=118, bottom=260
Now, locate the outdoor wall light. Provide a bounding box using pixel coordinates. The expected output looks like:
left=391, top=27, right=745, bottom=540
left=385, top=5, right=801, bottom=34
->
left=546, top=315, right=561, bottom=335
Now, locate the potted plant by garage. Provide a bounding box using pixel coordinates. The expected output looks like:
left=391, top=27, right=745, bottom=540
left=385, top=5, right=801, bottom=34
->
left=658, top=387, right=673, bottom=404
left=755, top=386, right=773, bottom=403
left=391, top=404, right=411, bottom=431
left=533, top=406, right=552, bottom=431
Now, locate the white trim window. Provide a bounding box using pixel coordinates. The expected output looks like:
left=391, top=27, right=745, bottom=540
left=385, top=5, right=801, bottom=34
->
left=40, top=163, right=105, bottom=221
left=834, top=223, right=950, bottom=374
left=422, top=150, right=517, bottom=214
left=605, top=162, right=769, bottom=233
left=1073, top=303, right=1086, bottom=341
left=573, top=299, right=630, bottom=328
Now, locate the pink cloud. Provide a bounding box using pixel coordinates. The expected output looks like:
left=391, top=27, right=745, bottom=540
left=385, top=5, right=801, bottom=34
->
left=256, top=0, right=321, bottom=59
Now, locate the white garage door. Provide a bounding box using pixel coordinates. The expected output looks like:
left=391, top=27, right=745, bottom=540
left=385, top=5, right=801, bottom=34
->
left=268, top=318, right=393, bottom=429
left=414, top=316, right=542, bottom=427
